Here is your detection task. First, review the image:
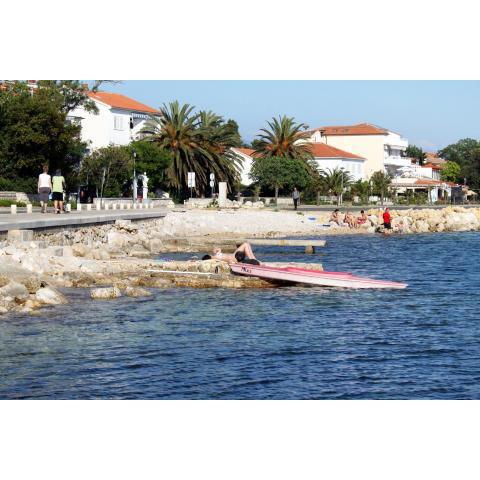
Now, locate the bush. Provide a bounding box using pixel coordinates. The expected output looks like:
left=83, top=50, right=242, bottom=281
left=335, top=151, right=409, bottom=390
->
left=0, top=200, right=27, bottom=207
left=0, top=177, right=38, bottom=193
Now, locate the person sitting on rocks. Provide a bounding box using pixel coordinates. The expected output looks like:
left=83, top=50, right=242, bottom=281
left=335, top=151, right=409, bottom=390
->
left=329, top=209, right=342, bottom=226
left=211, top=243, right=260, bottom=265
left=357, top=210, right=369, bottom=226
left=344, top=211, right=358, bottom=229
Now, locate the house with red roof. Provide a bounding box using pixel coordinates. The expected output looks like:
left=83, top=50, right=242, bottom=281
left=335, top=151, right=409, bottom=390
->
left=67, top=90, right=160, bottom=151
left=305, top=123, right=410, bottom=178
left=307, top=143, right=365, bottom=180
left=231, top=143, right=366, bottom=185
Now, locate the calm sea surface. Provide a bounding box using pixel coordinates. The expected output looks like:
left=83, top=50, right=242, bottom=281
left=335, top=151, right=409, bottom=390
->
left=1, top=232, right=479, bottom=399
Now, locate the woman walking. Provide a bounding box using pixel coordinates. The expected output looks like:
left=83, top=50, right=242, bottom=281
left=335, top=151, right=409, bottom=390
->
left=52, top=169, right=66, bottom=214
left=37, top=165, right=52, bottom=213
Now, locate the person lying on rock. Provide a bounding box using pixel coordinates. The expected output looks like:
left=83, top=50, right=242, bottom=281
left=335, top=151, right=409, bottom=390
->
left=203, top=243, right=261, bottom=265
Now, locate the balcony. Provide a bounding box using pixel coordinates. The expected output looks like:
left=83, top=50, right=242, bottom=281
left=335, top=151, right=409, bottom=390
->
left=384, top=156, right=412, bottom=167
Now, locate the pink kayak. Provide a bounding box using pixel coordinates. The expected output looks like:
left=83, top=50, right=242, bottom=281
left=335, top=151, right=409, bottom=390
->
left=230, top=263, right=407, bottom=289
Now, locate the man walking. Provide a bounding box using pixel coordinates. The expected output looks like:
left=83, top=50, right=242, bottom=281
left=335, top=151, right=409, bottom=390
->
left=292, top=187, right=300, bottom=211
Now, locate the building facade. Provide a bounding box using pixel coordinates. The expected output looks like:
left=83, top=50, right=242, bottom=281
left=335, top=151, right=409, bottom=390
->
left=67, top=91, right=160, bottom=152
left=306, top=123, right=410, bottom=178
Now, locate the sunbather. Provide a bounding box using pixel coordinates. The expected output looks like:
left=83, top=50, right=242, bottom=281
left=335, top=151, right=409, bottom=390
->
left=210, top=242, right=260, bottom=264
left=357, top=210, right=369, bottom=225
left=344, top=211, right=358, bottom=229
left=329, top=209, right=342, bottom=225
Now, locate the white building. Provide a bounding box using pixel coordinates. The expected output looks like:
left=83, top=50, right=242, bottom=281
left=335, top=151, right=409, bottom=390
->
left=67, top=91, right=160, bottom=152
left=308, top=143, right=365, bottom=181
left=231, top=143, right=365, bottom=185
left=306, top=123, right=410, bottom=178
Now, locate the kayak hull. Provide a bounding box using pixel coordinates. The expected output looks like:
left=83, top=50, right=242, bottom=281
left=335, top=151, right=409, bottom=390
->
left=230, top=264, right=407, bottom=289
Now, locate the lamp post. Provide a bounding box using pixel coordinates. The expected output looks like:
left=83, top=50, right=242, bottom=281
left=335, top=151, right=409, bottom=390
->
left=132, top=150, right=137, bottom=204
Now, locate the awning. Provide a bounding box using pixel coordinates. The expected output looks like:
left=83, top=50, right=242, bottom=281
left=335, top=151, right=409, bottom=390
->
left=131, top=112, right=153, bottom=120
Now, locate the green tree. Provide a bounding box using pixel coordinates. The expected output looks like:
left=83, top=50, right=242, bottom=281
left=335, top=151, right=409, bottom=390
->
left=253, top=116, right=313, bottom=160
left=439, top=138, right=480, bottom=166
left=250, top=156, right=311, bottom=204
left=440, top=161, right=461, bottom=183
left=350, top=179, right=372, bottom=204
left=0, top=81, right=88, bottom=189
left=126, top=140, right=172, bottom=193
left=79, top=146, right=132, bottom=198
left=439, top=139, right=480, bottom=189
left=406, top=145, right=427, bottom=165
left=370, top=170, right=392, bottom=205
left=223, top=119, right=243, bottom=147
left=142, top=101, right=242, bottom=195
left=319, top=168, right=353, bottom=206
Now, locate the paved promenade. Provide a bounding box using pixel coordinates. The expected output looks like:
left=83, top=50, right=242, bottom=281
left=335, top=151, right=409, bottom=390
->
left=0, top=207, right=168, bottom=232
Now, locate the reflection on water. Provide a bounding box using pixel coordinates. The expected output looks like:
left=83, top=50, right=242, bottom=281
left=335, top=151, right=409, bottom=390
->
left=1, top=231, right=480, bottom=399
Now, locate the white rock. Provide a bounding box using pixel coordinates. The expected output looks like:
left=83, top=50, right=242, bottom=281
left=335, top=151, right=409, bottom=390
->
left=35, top=287, right=67, bottom=305
left=90, top=287, right=122, bottom=299
left=0, top=281, right=29, bottom=301
left=124, top=286, right=152, bottom=297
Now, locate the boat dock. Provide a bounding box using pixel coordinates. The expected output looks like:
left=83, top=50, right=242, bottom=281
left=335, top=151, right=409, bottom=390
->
left=163, top=237, right=326, bottom=254
left=246, top=238, right=326, bottom=253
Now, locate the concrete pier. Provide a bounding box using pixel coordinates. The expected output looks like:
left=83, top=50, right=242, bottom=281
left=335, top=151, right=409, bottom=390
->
left=0, top=208, right=168, bottom=233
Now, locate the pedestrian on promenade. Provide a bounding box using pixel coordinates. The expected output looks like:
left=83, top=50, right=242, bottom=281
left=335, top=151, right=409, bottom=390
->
left=52, top=169, right=66, bottom=214
left=383, top=207, right=392, bottom=230
left=38, top=165, right=52, bottom=214
left=292, top=187, right=300, bottom=210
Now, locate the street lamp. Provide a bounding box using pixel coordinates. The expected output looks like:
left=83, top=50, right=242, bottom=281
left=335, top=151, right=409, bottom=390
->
left=132, top=150, right=137, bottom=203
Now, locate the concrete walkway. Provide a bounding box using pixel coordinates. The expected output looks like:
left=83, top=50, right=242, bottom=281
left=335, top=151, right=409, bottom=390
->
left=0, top=207, right=168, bottom=232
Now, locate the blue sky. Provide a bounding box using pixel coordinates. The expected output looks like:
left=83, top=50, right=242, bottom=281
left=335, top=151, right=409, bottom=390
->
left=96, top=81, right=480, bottom=151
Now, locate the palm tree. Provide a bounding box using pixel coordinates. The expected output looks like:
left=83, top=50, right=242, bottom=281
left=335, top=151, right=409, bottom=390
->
left=253, top=116, right=313, bottom=160
left=142, top=101, right=241, bottom=194
left=319, top=167, right=353, bottom=206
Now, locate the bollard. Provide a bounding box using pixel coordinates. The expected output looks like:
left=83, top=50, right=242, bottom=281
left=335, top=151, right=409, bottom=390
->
left=66, top=203, right=71, bottom=213
left=11, top=204, right=17, bottom=215
left=86, top=204, right=92, bottom=211
left=77, top=203, right=82, bottom=211
left=26, top=204, right=33, bottom=214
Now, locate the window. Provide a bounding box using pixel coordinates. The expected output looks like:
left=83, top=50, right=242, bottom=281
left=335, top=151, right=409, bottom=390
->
left=114, top=115, right=124, bottom=131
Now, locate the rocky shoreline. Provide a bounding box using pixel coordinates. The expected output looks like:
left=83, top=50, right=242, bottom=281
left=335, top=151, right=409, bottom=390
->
left=1, top=206, right=479, bottom=316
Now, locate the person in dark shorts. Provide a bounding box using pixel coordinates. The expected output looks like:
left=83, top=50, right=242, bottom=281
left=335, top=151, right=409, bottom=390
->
left=383, top=207, right=392, bottom=229
left=292, top=187, right=300, bottom=210
left=52, top=169, right=66, bottom=214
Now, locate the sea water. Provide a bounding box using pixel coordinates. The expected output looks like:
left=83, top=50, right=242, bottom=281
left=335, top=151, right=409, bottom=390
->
left=1, top=231, right=479, bottom=399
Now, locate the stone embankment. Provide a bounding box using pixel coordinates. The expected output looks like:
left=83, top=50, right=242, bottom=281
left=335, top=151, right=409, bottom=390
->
left=1, top=206, right=479, bottom=316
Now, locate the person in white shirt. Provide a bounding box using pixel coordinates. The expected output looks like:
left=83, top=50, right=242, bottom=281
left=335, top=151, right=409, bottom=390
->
left=38, top=165, right=52, bottom=213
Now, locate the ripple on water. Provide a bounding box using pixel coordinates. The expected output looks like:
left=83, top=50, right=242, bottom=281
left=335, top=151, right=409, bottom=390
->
left=1, top=231, right=480, bottom=399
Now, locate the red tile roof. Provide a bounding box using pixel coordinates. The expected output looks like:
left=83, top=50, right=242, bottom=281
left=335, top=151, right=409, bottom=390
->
left=413, top=179, right=458, bottom=187
left=309, top=123, right=388, bottom=136
left=308, top=142, right=365, bottom=160
left=424, top=162, right=443, bottom=170
left=88, top=91, right=159, bottom=114
left=231, top=147, right=262, bottom=158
